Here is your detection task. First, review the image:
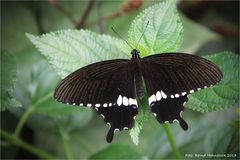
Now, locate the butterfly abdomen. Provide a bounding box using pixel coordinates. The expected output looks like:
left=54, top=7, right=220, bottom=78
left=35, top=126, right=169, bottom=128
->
left=134, top=69, right=144, bottom=99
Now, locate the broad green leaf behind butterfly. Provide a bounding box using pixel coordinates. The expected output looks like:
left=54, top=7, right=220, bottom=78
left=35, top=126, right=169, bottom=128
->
left=128, top=0, right=183, bottom=56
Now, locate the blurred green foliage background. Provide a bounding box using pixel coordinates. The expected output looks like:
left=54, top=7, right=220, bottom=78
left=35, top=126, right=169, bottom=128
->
left=1, top=0, right=239, bottom=159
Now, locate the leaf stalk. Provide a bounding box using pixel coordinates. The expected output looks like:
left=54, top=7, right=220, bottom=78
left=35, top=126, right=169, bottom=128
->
left=0, top=129, right=55, bottom=159
left=163, top=124, right=181, bottom=159
left=14, top=92, right=53, bottom=137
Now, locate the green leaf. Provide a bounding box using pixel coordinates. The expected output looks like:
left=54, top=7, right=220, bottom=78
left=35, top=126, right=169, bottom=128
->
left=128, top=0, right=183, bottom=56
left=26, top=30, right=128, bottom=78
left=129, top=96, right=151, bottom=145
left=186, top=52, right=239, bottom=112
left=89, top=144, right=142, bottom=159
left=129, top=120, right=142, bottom=145
left=11, top=55, right=93, bottom=133
left=1, top=50, right=21, bottom=111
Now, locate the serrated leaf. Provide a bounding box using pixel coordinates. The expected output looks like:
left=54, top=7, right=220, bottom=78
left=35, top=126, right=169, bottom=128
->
left=186, top=52, right=239, bottom=112
left=128, top=0, right=183, bottom=56
left=130, top=121, right=142, bottom=145
left=1, top=50, right=21, bottom=111
left=129, top=96, right=151, bottom=145
left=89, top=144, right=142, bottom=159
left=26, top=30, right=128, bottom=78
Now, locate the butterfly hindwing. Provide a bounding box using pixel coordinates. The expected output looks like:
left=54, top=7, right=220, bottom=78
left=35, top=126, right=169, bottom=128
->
left=141, top=53, right=222, bottom=129
left=150, top=96, right=188, bottom=130
left=97, top=105, right=138, bottom=143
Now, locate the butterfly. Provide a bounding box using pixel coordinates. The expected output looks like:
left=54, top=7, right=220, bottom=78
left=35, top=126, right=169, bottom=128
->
left=54, top=48, right=222, bottom=143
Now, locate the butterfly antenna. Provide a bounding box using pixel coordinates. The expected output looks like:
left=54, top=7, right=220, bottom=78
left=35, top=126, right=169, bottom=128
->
left=136, top=21, right=149, bottom=48
left=111, top=27, right=134, bottom=50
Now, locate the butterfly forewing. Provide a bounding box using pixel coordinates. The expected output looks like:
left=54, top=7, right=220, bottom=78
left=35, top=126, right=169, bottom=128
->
left=54, top=59, right=134, bottom=107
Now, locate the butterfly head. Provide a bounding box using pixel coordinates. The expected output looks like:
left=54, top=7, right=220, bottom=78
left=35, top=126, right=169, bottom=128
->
left=131, top=49, right=140, bottom=59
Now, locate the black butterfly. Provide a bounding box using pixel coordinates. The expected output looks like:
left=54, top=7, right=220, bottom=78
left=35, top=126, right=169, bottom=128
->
left=54, top=49, right=222, bottom=143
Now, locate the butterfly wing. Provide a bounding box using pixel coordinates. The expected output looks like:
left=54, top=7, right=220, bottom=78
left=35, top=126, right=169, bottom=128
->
left=141, top=53, right=222, bottom=129
left=149, top=96, right=189, bottom=130
left=54, top=59, right=138, bottom=142
left=97, top=106, right=138, bottom=142
left=54, top=59, right=133, bottom=107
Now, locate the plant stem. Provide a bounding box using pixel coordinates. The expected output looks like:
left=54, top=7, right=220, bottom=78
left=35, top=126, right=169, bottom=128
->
left=76, top=0, right=95, bottom=29
left=14, top=92, right=53, bottom=137
left=57, top=123, right=73, bottom=159
left=97, top=0, right=104, bottom=33
left=0, top=129, right=55, bottom=159
left=48, top=0, right=77, bottom=25
left=163, top=124, right=181, bottom=159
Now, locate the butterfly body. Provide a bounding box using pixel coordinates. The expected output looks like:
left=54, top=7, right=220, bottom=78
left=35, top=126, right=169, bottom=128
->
left=54, top=50, right=222, bottom=142
left=131, top=49, right=145, bottom=100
